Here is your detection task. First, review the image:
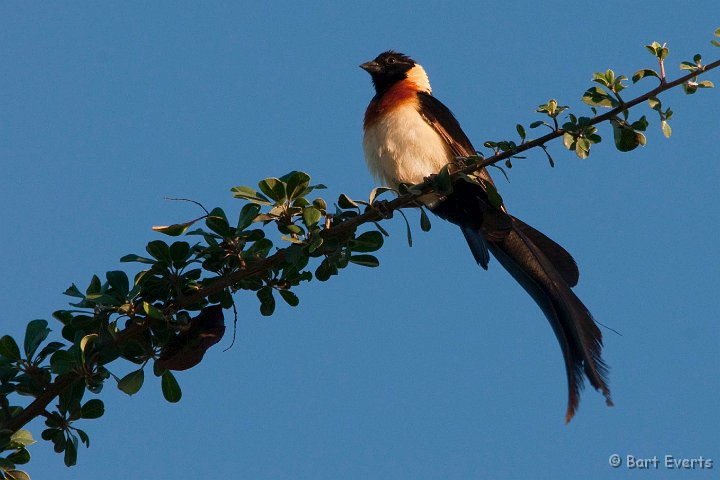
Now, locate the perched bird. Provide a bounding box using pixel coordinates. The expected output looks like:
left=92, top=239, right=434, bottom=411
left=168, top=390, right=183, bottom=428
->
left=360, top=51, right=613, bottom=422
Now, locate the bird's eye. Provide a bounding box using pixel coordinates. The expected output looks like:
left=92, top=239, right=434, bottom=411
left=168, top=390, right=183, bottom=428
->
left=386, top=57, right=396, bottom=64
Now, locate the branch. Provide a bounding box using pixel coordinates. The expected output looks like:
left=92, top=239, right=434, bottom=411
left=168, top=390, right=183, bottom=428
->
left=2, top=375, right=78, bottom=434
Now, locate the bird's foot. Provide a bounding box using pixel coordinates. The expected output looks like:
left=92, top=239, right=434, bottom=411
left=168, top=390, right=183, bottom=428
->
left=371, top=199, right=394, bottom=219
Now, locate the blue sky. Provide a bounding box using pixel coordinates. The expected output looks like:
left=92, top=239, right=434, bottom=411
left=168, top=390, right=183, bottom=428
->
left=1, top=2, right=718, bottom=479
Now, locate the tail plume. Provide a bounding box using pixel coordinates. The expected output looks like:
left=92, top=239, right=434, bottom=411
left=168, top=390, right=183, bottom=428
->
left=431, top=179, right=612, bottom=421
left=486, top=220, right=613, bottom=422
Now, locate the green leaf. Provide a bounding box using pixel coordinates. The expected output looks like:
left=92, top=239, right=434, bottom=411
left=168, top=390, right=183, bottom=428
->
left=631, top=115, right=649, bottom=131
left=419, top=208, right=432, bottom=232
left=169, top=241, right=191, bottom=266
left=661, top=120, right=672, bottom=138
left=146, top=240, right=171, bottom=263
left=33, top=340, right=63, bottom=364
left=285, top=171, right=311, bottom=201
left=632, top=68, right=660, bottom=83
left=611, top=120, right=645, bottom=152
left=281, top=224, right=304, bottom=236
left=352, top=230, right=384, bottom=252
left=369, top=187, right=393, bottom=204
left=143, top=301, right=164, bottom=320
left=591, top=71, right=609, bottom=86
left=86, top=274, right=101, bottom=296
left=315, top=259, right=333, bottom=281
left=80, top=399, right=105, bottom=419
left=712, top=39, right=720, bottom=48
left=582, top=86, right=617, bottom=108
left=106, top=270, right=129, bottom=298
left=338, top=193, right=359, bottom=209
left=515, top=124, right=526, bottom=141
left=396, top=209, right=413, bottom=247
left=536, top=99, right=567, bottom=118
left=10, top=430, right=36, bottom=448
left=161, top=371, right=182, bottom=403
left=237, top=203, right=261, bottom=231
left=312, top=198, right=328, bottom=212
left=79, top=334, right=98, bottom=359
left=6, top=448, right=30, bottom=465
left=4, top=469, right=31, bottom=480
left=63, top=284, right=85, bottom=298
left=540, top=146, right=555, bottom=167
left=435, top=165, right=453, bottom=194
left=205, top=207, right=231, bottom=237
left=257, top=287, right=276, bottom=316
left=151, top=221, right=195, bottom=236
left=117, top=369, right=144, bottom=395
left=23, top=320, right=50, bottom=359
left=0, top=336, right=21, bottom=361
left=698, top=80, right=714, bottom=88
left=480, top=180, right=503, bottom=208
left=302, top=206, right=322, bottom=227
left=245, top=237, right=273, bottom=259
left=258, top=178, right=287, bottom=204
left=613, top=81, right=626, bottom=94
left=349, top=255, right=380, bottom=267
left=279, top=290, right=299, bottom=307
left=308, top=235, right=323, bottom=253
left=679, top=61, right=697, bottom=71
left=529, top=120, right=545, bottom=129
left=50, top=349, right=77, bottom=375
left=646, top=41, right=668, bottom=60
left=49, top=429, right=66, bottom=453
left=76, top=429, right=90, bottom=448
left=230, top=185, right=272, bottom=205
left=575, top=138, right=590, bottom=159
left=120, top=254, right=156, bottom=264
left=64, top=435, right=78, bottom=467
left=373, top=221, right=389, bottom=237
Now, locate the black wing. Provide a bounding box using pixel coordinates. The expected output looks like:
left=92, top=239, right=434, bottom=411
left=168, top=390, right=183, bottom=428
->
left=417, top=91, right=476, bottom=157
left=417, top=91, right=499, bottom=192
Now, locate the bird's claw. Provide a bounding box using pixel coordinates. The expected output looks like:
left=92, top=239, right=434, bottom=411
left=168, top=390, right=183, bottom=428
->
left=372, top=199, right=394, bottom=219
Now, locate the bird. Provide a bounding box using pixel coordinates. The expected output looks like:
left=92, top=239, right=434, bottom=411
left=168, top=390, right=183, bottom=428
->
left=360, top=50, right=613, bottom=423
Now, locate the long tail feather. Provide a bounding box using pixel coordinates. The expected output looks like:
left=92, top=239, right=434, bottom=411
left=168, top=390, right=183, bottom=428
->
left=486, top=221, right=613, bottom=422
left=432, top=178, right=612, bottom=421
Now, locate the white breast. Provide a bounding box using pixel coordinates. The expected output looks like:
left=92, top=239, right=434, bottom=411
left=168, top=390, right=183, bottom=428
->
left=363, top=103, right=453, bottom=187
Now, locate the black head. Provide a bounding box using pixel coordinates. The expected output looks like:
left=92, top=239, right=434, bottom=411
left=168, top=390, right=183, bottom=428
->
left=360, top=51, right=417, bottom=94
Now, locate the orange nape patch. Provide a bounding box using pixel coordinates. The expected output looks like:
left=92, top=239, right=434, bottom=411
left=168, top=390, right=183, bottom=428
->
left=364, top=79, right=420, bottom=129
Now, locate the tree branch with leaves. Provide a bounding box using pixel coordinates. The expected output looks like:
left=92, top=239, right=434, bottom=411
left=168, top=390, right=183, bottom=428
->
left=1, top=30, right=718, bottom=480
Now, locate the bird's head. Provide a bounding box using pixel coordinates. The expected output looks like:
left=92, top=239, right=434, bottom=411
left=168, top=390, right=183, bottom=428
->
left=360, top=51, right=430, bottom=95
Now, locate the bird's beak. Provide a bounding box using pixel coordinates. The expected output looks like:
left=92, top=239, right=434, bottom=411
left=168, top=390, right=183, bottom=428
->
left=360, top=60, right=381, bottom=73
